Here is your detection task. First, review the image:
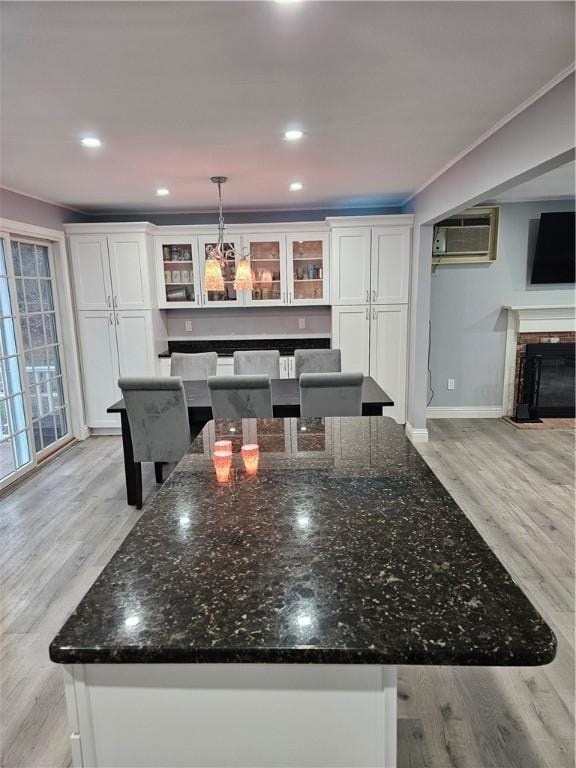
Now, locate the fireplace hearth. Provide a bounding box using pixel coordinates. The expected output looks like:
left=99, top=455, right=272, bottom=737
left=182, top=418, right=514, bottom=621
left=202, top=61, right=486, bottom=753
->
left=514, top=342, right=575, bottom=422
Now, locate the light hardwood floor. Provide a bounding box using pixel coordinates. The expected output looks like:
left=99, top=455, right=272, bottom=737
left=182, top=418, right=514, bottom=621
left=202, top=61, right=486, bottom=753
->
left=0, top=420, right=573, bottom=768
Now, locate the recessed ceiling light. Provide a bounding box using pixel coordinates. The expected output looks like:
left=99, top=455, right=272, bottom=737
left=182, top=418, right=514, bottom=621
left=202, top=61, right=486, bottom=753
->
left=290, top=182, right=303, bottom=192
left=275, top=0, right=301, bottom=4
left=80, top=136, right=101, bottom=149
left=156, top=188, right=170, bottom=197
left=284, top=129, right=304, bottom=142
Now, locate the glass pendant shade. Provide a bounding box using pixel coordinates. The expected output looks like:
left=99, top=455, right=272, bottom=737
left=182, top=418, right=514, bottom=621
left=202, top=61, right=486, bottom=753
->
left=204, top=256, right=224, bottom=291
left=234, top=257, right=253, bottom=291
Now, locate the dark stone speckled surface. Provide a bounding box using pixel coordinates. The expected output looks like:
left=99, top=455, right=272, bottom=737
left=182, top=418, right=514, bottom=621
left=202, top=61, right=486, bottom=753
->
left=50, top=416, right=556, bottom=666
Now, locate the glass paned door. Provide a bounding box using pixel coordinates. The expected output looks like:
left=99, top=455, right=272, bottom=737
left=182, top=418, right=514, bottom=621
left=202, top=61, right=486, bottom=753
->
left=287, top=234, right=329, bottom=305
left=243, top=235, right=285, bottom=306
left=11, top=240, right=69, bottom=455
left=0, top=240, right=31, bottom=481
left=199, top=237, right=243, bottom=307
left=159, top=240, right=199, bottom=306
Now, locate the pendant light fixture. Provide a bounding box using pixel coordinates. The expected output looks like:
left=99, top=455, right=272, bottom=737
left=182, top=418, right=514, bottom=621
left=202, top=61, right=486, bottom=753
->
left=204, top=176, right=253, bottom=293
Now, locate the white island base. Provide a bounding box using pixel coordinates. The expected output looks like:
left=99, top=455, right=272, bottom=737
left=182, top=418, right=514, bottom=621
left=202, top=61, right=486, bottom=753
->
left=63, top=663, right=397, bottom=767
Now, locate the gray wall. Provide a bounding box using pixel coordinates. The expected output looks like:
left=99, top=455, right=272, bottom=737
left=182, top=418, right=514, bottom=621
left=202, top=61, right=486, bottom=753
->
left=429, top=198, right=575, bottom=408
left=166, top=306, right=331, bottom=339
left=0, top=188, right=85, bottom=229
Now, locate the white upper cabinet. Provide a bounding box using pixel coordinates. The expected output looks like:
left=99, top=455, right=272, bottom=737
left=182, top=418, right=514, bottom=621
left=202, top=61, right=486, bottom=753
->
left=286, top=233, right=329, bottom=306
left=330, top=228, right=372, bottom=305
left=155, top=237, right=201, bottom=308
left=107, top=234, right=153, bottom=309
left=371, top=226, right=411, bottom=304
left=69, top=230, right=154, bottom=311
left=242, top=233, right=286, bottom=307
left=369, top=304, right=408, bottom=423
left=69, top=235, right=113, bottom=310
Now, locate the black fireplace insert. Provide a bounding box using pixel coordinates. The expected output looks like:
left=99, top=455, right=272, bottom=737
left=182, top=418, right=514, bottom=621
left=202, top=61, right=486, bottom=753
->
left=515, top=342, right=575, bottom=422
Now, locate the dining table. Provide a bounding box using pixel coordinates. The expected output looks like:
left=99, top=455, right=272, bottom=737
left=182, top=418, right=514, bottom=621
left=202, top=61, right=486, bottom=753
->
left=107, top=375, right=394, bottom=506
left=50, top=415, right=555, bottom=768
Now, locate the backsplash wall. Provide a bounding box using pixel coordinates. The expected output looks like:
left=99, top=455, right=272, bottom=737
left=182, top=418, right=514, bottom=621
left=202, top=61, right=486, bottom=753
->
left=165, top=306, right=331, bottom=339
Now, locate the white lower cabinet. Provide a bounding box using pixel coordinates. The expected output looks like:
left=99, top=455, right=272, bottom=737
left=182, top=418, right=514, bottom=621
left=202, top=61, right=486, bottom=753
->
left=216, top=357, right=235, bottom=377
left=331, top=305, right=371, bottom=375
left=76, top=312, right=121, bottom=430
left=332, top=304, right=408, bottom=424
left=369, top=305, right=408, bottom=424
left=159, top=357, right=172, bottom=377
left=76, top=309, right=157, bottom=430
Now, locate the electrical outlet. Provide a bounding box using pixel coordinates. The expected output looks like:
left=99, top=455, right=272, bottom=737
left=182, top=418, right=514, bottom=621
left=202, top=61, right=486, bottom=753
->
left=298, top=318, right=306, bottom=329
left=447, top=378, right=455, bottom=391
left=185, top=320, right=192, bottom=332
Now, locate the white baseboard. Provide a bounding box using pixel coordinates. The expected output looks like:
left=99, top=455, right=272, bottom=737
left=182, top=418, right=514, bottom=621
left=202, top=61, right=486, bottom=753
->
left=405, top=422, right=429, bottom=443
left=90, top=428, right=122, bottom=436
left=426, top=406, right=504, bottom=419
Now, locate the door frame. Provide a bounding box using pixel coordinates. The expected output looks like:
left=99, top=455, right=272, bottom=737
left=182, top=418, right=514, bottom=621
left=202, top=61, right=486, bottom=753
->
left=0, top=219, right=87, bottom=452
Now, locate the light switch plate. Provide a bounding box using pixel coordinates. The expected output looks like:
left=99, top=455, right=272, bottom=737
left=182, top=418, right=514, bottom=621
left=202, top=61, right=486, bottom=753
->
left=299, top=318, right=306, bottom=329
left=447, top=378, right=455, bottom=390
left=185, top=320, right=192, bottom=332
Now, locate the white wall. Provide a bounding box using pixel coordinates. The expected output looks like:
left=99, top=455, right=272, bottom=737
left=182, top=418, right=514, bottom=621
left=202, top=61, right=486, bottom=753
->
left=429, top=199, right=575, bottom=408
left=0, top=188, right=83, bottom=229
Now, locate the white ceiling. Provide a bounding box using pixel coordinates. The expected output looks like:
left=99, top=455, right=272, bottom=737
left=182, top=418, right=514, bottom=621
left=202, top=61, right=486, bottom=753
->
left=488, top=160, right=575, bottom=203
left=1, top=1, right=574, bottom=213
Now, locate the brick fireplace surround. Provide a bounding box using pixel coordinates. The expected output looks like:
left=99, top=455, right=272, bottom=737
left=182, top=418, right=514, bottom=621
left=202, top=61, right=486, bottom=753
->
left=503, top=306, right=576, bottom=416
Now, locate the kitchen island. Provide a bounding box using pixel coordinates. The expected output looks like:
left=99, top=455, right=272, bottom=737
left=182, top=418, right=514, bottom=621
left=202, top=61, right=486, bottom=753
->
left=50, top=416, right=556, bottom=768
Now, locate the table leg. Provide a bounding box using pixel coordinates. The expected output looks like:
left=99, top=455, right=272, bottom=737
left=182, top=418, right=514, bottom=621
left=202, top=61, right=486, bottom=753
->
left=120, top=411, right=138, bottom=506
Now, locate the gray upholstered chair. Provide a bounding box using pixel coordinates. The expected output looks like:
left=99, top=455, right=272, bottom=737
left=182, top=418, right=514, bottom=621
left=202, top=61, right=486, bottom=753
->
left=233, top=350, right=280, bottom=378
left=294, top=349, right=342, bottom=378
left=119, top=377, right=191, bottom=509
left=208, top=375, right=273, bottom=418
left=170, top=351, right=217, bottom=380
left=299, top=372, right=364, bottom=417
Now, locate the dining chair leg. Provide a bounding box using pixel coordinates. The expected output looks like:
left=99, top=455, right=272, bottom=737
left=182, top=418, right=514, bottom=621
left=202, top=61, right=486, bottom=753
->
left=154, top=462, right=163, bottom=484
left=135, top=463, right=143, bottom=510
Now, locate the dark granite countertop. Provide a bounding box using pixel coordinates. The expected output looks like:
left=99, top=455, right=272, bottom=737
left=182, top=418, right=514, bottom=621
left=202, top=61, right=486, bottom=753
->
left=158, top=337, right=331, bottom=357
left=50, top=416, right=556, bottom=667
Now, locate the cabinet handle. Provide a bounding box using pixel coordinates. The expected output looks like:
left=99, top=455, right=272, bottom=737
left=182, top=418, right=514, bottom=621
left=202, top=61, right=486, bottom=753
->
left=366, top=289, right=369, bottom=302
left=116, top=314, right=119, bottom=325
left=372, top=308, right=375, bottom=321
left=365, top=307, right=369, bottom=320
left=106, top=295, right=111, bottom=307
left=109, top=313, right=113, bottom=325
left=372, top=289, right=376, bottom=302
left=113, top=295, right=118, bottom=308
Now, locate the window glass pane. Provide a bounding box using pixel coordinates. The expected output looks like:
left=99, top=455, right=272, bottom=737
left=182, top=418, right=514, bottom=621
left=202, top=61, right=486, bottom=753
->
left=33, top=420, right=42, bottom=452
left=18, top=243, right=37, bottom=277
left=1, top=317, right=18, bottom=357
left=28, top=315, right=45, bottom=348
left=0, top=438, right=15, bottom=480
left=9, top=242, right=20, bottom=276
left=0, top=277, right=12, bottom=317
left=31, top=385, right=41, bottom=419
left=37, top=246, right=50, bottom=277
left=40, top=414, right=56, bottom=449
left=24, top=279, right=41, bottom=312
left=48, top=377, right=64, bottom=410
left=7, top=394, right=26, bottom=433
left=3, top=356, right=22, bottom=395
left=44, top=313, right=57, bottom=345
left=46, top=345, right=61, bottom=377
left=55, top=408, right=67, bottom=440
left=0, top=241, right=7, bottom=276
left=0, top=400, right=9, bottom=438
left=19, top=317, right=30, bottom=348
left=40, top=280, right=53, bottom=311
left=13, top=430, right=30, bottom=468
left=15, top=280, right=26, bottom=313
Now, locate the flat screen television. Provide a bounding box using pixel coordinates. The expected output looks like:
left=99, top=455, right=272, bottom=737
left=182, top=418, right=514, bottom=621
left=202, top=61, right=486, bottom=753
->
left=530, top=211, right=575, bottom=284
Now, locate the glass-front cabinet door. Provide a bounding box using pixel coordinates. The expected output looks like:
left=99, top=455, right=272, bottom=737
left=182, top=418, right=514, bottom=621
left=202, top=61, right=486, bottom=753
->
left=241, top=234, right=286, bottom=307
left=198, top=235, right=244, bottom=308
left=155, top=237, right=201, bottom=308
left=286, top=233, right=329, bottom=305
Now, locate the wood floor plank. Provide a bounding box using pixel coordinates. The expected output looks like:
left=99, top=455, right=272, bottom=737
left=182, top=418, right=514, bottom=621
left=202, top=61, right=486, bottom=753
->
left=0, top=421, right=573, bottom=767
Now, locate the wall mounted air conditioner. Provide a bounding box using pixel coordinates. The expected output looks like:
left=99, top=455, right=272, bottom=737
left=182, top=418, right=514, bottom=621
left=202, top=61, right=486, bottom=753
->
left=432, top=207, right=499, bottom=266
